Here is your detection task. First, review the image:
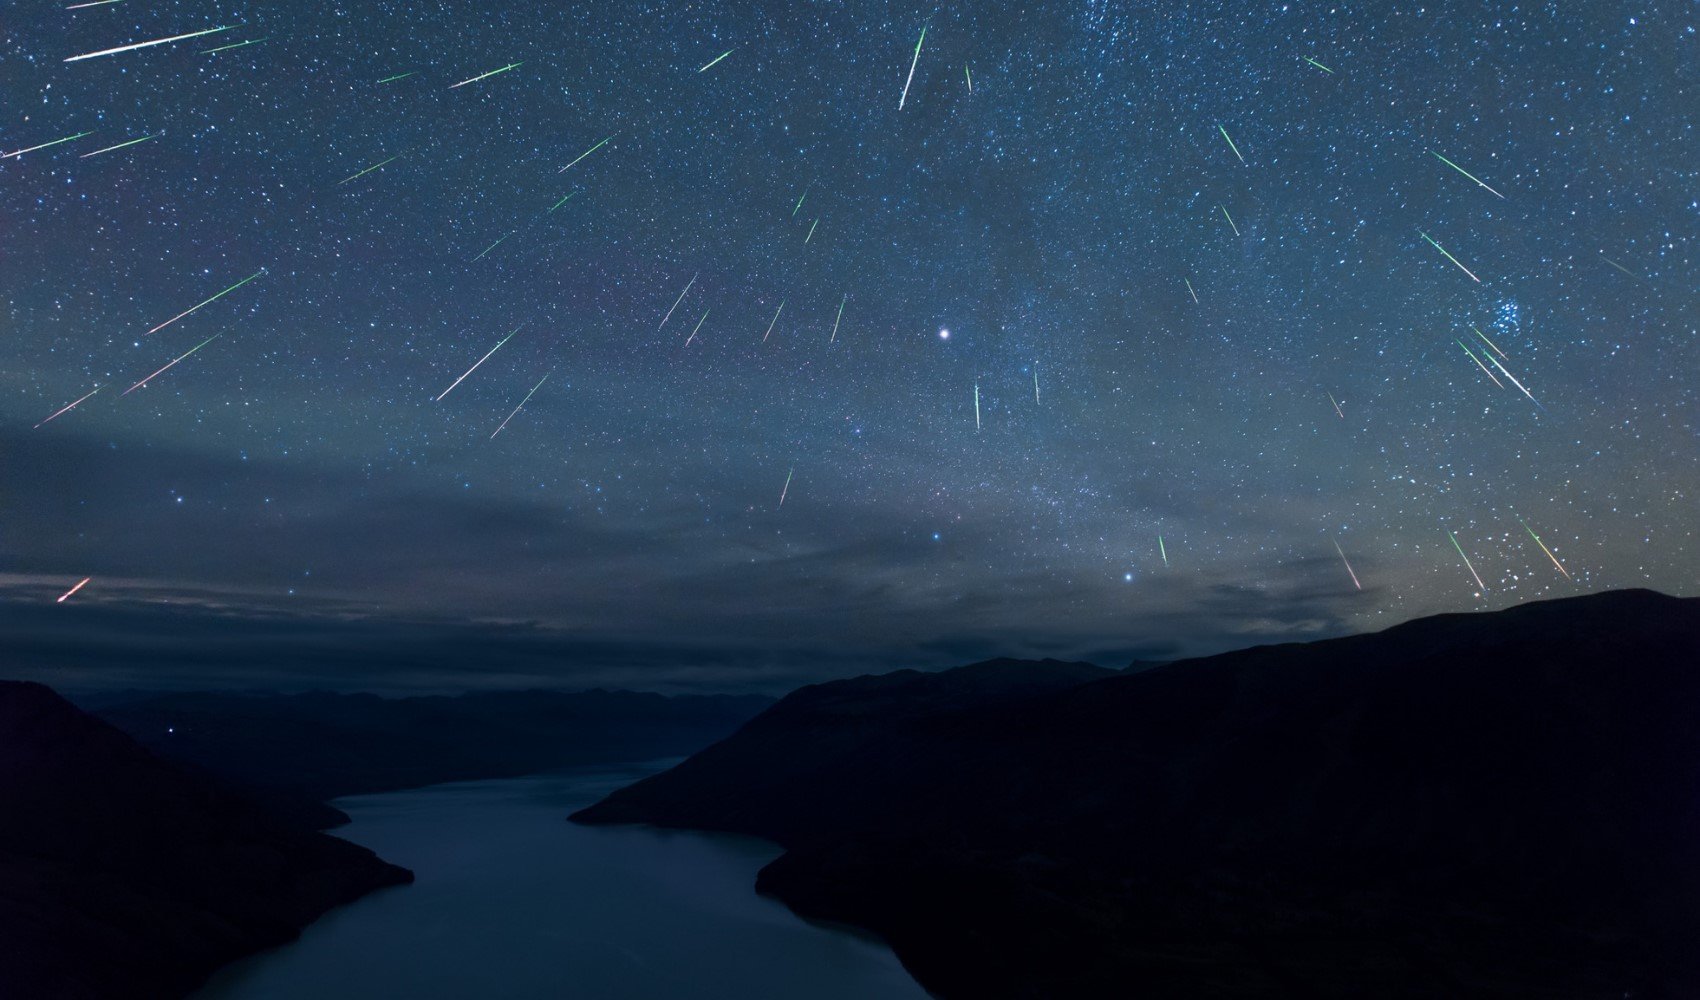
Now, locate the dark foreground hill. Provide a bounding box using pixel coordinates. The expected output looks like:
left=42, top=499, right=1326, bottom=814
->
left=96, top=688, right=772, bottom=828
left=576, top=590, right=1700, bottom=998
left=0, top=682, right=411, bottom=1000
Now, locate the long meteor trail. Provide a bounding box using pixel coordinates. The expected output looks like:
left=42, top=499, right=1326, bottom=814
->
left=973, top=383, right=981, bottom=431
left=4, top=131, right=94, bottom=158
left=57, top=578, right=92, bottom=603
left=1220, top=205, right=1240, bottom=237
left=1517, top=516, right=1572, bottom=580
left=1448, top=530, right=1487, bottom=595
left=65, top=25, right=232, bottom=62
left=779, top=466, right=794, bottom=508
left=1470, top=324, right=1508, bottom=359
left=763, top=300, right=785, bottom=342
left=898, top=25, right=927, bottom=110
left=338, top=154, right=400, bottom=185
left=1217, top=125, right=1245, bottom=163
left=1430, top=151, right=1505, bottom=199
left=684, top=309, right=710, bottom=347
left=698, top=48, right=735, bottom=73
left=1332, top=538, right=1362, bottom=590
left=1420, top=230, right=1480, bottom=283
left=1304, top=56, right=1334, bottom=74
left=491, top=373, right=549, bottom=439
left=147, top=270, right=263, bottom=335
left=35, top=386, right=101, bottom=429
left=1456, top=339, right=1504, bottom=387
left=558, top=136, right=611, bottom=173
left=1159, top=535, right=1169, bottom=568
left=829, top=294, right=846, bottom=342
left=449, top=62, right=521, bottom=88
left=435, top=325, right=523, bottom=401
left=80, top=134, right=156, bottom=158
left=124, top=333, right=221, bottom=395
left=659, top=273, right=697, bottom=330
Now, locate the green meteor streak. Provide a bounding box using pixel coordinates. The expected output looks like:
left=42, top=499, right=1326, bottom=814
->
left=792, top=180, right=813, bottom=218
left=4, top=131, right=94, bottom=159
left=1159, top=535, right=1168, bottom=567
left=147, top=270, right=263, bottom=335
left=549, top=191, right=578, bottom=212
left=471, top=233, right=511, bottom=261
left=1419, top=230, right=1480, bottom=282
left=965, top=64, right=973, bottom=92
left=698, top=47, right=735, bottom=73
left=1448, top=530, right=1487, bottom=594
left=377, top=71, right=415, bottom=84
left=1429, top=151, right=1505, bottom=199
left=1220, top=205, right=1240, bottom=237
left=1455, top=338, right=1503, bottom=386
left=79, top=134, right=156, bottom=158
left=1470, top=324, right=1508, bottom=358
left=1217, top=124, right=1245, bottom=163
left=204, top=36, right=269, bottom=54
left=1304, top=56, right=1334, bottom=74
left=1517, top=516, right=1572, bottom=580
left=558, top=136, right=611, bottom=173
left=338, top=154, right=400, bottom=186
left=449, top=61, right=521, bottom=89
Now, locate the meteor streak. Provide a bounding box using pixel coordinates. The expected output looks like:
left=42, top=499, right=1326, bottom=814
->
left=471, top=233, right=511, bottom=261
left=79, top=134, right=156, bottom=158
left=1033, top=365, right=1040, bottom=405
left=829, top=294, right=846, bottom=342
left=792, top=181, right=812, bottom=218
left=338, top=154, right=400, bottom=185
left=698, top=48, right=735, bottom=73
left=779, top=466, right=794, bottom=507
left=1329, top=392, right=1344, bottom=419
left=57, top=578, right=91, bottom=603
left=449, top=62, right=521, bottom=88
left=1455, top=339, right=1504, bottom=388
left=549, top=191, right=577, bottom=211
left=1419, top=230, right=1480, bottom=282
left=1185, top=278, right=1198, bottom=303
left=377, top=71, right=415, bottom=83
left=147, top=270, right=263, bottom=335
left=1217, top=125, right=1245, bottom=163
left=1332, top=538, right=1362, bottom=590
left=762, top=300, right=785, bottom=342
left=684, top=309, right=709, bottom=347
left=1484, top=352, right=1540, bottom=407
left=1429, top=151, right=1505, bottom=199
left=67, top=0, right=124, bottom=8
left=65, top=24, right=232, bottom=62
left=898, top=25, right=927, bottom=110
left=1220, top=205, right=1240, bottom=237
left=1517, top=516, right=1572, bottom=580
left=659, top=273, right=697, bottom=329
left=124, top=333, right=221, bottom=395
left=1304, top=56, right=1334, bottom=74
left=1600, top=252, right=1645, bottom=282
left=1448, top=530, right=1487, bottom=595
left=805, top=218, right=819, bottom=243
left=973, top=382, right=981, bottom=431
left=204, top=36, right=268, bottom=54
left=558, top=136, right=611, bottom=172
left=35, top=386, right=101, bottom=429
left=490, top=373, right=549, bottom=439
left=435, top=325, right=522, bottom=401
left=965, top=64, right=973, bottom=92
left=3, top=131, right=94, bottom=159
left=1159, top=535, right=1168, bottom=568
left=1470, top=324, right=1508, bottom=359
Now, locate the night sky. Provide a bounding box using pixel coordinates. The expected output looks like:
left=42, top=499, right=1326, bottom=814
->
left=3, top=2, right=1695, bottom=693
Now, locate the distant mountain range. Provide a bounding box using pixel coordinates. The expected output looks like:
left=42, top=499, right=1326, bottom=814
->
left=576, top=589, right=1700, bottom=997
left=94, top=688, right=773, bottom=828
left=0, top=682, right=411, bottom=1000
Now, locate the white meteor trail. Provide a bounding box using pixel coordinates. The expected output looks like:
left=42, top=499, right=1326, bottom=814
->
left=449, top=62, right=522, bottom=88
left=659, top=273, right=697, bottom=330
left=779, top=466, right=794, bottom=507
left=35, top=386, right=101, bottom=428
left=124, top=333, right=221, bottom=395
left=973, top=382, right=981, bottom=431
left=491, top=373, right=549, bottom=439
left=65, top=25, right=232, bottom=62
left=684, top=309, right=709, bottom=346
left=57, top=578, right=91, bottom=603
left=1448, top=530, right=1487, bottom=595
left=1332, top=537, right=1362, bottom=590
left=829, top=294, right=845, bottom=342
left=898, top=25, right=927, bottom=110
left=763, top=300, right=785, bottom=342
left=435, top=325, right=523, bottom=401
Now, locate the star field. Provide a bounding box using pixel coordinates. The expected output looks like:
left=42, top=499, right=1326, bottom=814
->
left=3, top=1, right=1696, bottom=689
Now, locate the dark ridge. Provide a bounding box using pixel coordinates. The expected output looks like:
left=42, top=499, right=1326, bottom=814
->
left=575, top=589, right=1700, bottom=998
left=0, top=681, right=412, bottom=1000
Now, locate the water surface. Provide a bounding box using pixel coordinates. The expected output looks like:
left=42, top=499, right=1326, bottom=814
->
left=197, top=762, right=928, bottom=999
